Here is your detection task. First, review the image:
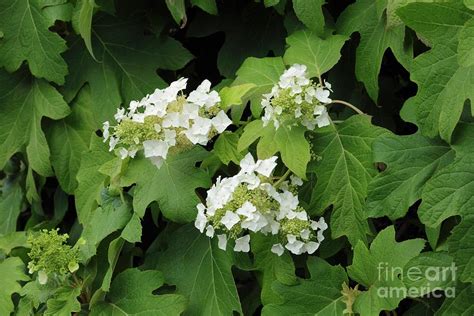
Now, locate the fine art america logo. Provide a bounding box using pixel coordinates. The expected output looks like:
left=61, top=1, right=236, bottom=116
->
left=377, top=261, right=457, bottom=298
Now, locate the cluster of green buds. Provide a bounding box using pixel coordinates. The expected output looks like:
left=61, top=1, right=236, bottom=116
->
left=261, top=64, right=332, bottom=130
left=27, top=229, right=81, bottom=285
left=195, top=153, right=328, bottom=256
left=103, top=78, right=232, bottom=168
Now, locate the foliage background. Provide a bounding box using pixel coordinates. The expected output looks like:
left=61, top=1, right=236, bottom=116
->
left=0, top=0, right=473, bottom=315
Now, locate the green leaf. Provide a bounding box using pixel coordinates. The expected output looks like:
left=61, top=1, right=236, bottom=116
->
left=436, top=283, right=474, bottom=315
left=154, top=224, right=242, bottom=315
left=214, top=132, right=245, bottom=165
left=191, top=0, right=217, bottom=15
left=233, top=57, right=285, bottom=114
left=418, top=154, right=474, bottom=227
left=262, top=257, right=348, bottom=315
left=337, top=0, right=412, bottom=102
left=75, top=136, right=114, bottom=223
left=292, top=0, right=325, bottom=36
left=447, top=215, right=474, bottom=283
left=0, top=257, right=29, bottom=315
left=284, top=30, right=347, bottom=79
left=0, top=174, right=25, bottom=234
left=402, top=252, right=455, bottom=297
left=44, top=286, right=81, bottom=316
left=79, top=194, right=132, bottom=261
left=0, top=69, right=70, bottom=176
left=251, top=234, right=296, bottom=305
left=366, top=132, right=455, bottom=220
left=165, top=0, right=186, bottom=25
left=398, top=2, right=474, bottom=142
left=64, top=14, right=193, bottom=124
left=91, top=268, right=186, bottom=315
left=238, top=120, right=310, bottom=179
left=0, top=232, right=28, bottom=255
left=219, top=83, right=255, bottom=109
left=274, top=124, right=310, bottom=179
left=72, top=0, right=97, bottom=59
left=0, top=0, right=68, bottom=84
left=309, top=115, right=388, bottom=245
left=459, top=17, right=474, bottom=67
left=122, top=147, right=211, bottom=222
left=348, top=226, right=425, bottom=316
left=46, top=87, right=96, bottom=194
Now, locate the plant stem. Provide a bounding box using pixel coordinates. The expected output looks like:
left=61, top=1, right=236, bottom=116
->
left=274, top=169, right=291, bottom=187
left=328, top=100, right=364, bottom=115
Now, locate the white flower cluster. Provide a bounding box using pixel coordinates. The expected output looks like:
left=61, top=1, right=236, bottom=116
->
left=261, top=64, right=332, bottom=130
left=103, top=78, right=232, bottom=168
left=194, top=153, right=328, bottom=256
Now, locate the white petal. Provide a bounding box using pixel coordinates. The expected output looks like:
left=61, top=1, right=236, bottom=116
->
left=205, top=225, right=215, bottom=238
left=220, top=211, right=240, bottom=230
left=38, top=270, right=48, bottom=285
left=211, top=110, right=232, bottom=133
left=234, top=235, right=250, bottom=252
left=255, top=156, right=278, bottom=177
left=217, top=234, right=227, bottom=250
left=271, top=243, right=285, bottom=256
left=143, top=140, right=169, bottom=158
left=305, top=241, right=320, bottom=254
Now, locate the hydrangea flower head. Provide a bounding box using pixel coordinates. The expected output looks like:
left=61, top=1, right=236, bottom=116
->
left=194, top=153, right=328, bottom=256
left=27, top=229, right=80, bottom=285
left=261, top=64, right=332, bottom=130
left=103, top=78, right=232, bottom=168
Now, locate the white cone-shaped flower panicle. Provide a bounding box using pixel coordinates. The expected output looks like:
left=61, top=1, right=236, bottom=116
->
left=102, top=78, right=232, bottom=168
left=194, top=153, right=328, bottom=255
left=261, top=64, right=332, bottom=130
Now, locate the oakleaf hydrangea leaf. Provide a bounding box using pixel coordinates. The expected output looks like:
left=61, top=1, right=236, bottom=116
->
left=79, top=193, right=132, bottom=261
left=46, top=87, right=96, bottom=194
left=122, top=147, right=211, bottom=222
left=447, top=215, right=474, bottom=283
left=44, top=286, right=81, bottom=316
left=292, top=0, right=325, bottom=37
left=0, top=172, right=25, bottom=234
left=154, top=224, right=242, bottom=315
left=75, top=136, right=114, bottom=223
left=63, top=14, right=193, bottom=124
left=398, top=2, right=474, bottom=142
left=0, top=257, right=29, bottom=315
left=283, top=30, right=347, bottom=79
left=309, top=115, right=388, bottom=245
left=262, top=257, right=348, bottom=315
left=436, top=283, right=474, bottom=315
left=238, top=120, right=310, bottom=179
left=91, top=268, right=186, bottom=315
left=348, top=226, right=425, bottom=316
left=72, top=0, right=96, bottom=59
left=233, top=57, right=285, bottom=116
left=366, top=132, right=455, bottom=220
left=0, top=69, right=70, bottom=177
left=418, top=154, right=474, bottom=227
left=250, top=234, right=296, bottom=305
left=337, top=0, right=412, bottom=102
left=0, top=0, right=68, bottom=84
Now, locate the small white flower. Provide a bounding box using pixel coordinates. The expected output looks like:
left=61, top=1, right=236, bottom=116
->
left=285, top=234, right=305, bottom=255
left=194, top=203, right=207, bottom=233
left=234, top=235, right=250, bottom=252
left=290, top=175, right=303, bottom=186
left=114, top=108, right=126, bottom=122
left=217, top=234, right=228, bottom=250
left=300, top=229, right=311, bottom=240
left=271, top=243, right=285, bottom=256
left=255, top=156, right=278, bottom=177
left=220, top=211, right=240, bottom=230
left=103, top=121, right=110, bottom=141
left=305, top=241, right=320, bottom=254
left=211, top=110, right=232, bottom=133
left=119, top=148, right=129, bottom=159
left=236, top=201, right=257, bottom=218
left=205, top=225, right=215, bottom=238
left=143, top=140, right=169, bottom=159
left=109, top=136, right=118, bottom=151
left=315, top=87, right=332, bottom=104
left=38, top=270, right=48, bottom=285
left=314, top=106, right=330, bottom=128
left=317, top=230, right=325, bottom=243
